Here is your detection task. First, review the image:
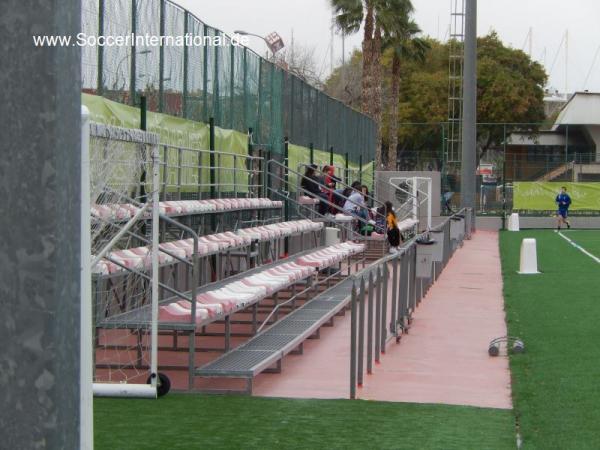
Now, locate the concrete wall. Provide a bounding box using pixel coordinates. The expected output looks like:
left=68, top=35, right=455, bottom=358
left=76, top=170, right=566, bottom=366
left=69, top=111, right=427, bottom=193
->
left=375, top=171, right=441, bottom=226
left=0, top=1, right=81, bottom=447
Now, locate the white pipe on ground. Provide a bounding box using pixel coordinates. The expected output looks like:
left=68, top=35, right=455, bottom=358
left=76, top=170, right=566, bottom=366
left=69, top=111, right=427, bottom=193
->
left=93, top=383, right=157, bottom=398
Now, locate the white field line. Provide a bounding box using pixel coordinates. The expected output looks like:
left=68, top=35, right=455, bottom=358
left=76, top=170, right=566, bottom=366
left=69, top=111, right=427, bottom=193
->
left=557, top=231, right=600, bottom=264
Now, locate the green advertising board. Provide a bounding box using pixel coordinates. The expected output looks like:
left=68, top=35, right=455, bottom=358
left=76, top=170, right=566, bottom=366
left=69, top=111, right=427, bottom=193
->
left=513, top=182, right=600, bottom=211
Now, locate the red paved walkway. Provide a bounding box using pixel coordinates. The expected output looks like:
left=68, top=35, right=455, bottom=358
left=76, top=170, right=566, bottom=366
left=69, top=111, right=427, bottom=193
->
left=253, top=230, right=512, bottom=409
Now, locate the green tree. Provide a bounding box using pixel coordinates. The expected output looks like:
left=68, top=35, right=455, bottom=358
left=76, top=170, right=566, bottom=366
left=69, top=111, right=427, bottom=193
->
left=330, top=0, right=415, bottom=169
left=327, top=31, right=548, bottom=170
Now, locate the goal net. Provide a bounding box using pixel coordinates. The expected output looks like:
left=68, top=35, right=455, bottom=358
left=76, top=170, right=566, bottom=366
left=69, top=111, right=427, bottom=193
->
left=85, top=121, right=162, bottom=397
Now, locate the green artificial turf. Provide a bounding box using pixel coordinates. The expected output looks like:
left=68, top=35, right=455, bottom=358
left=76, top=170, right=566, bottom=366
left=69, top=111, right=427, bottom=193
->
left=500, top=230, right=600, bottom=450
left=95, top=395, right=515, bottom=450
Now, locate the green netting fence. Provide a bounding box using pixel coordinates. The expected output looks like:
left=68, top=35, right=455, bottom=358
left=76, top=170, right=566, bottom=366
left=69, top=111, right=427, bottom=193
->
left=81, top=0, right=376, bottom=163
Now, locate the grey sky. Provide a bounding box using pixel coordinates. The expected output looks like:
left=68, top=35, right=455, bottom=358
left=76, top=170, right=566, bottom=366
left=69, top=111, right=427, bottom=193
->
left=173, top=0, right=600, bottom=93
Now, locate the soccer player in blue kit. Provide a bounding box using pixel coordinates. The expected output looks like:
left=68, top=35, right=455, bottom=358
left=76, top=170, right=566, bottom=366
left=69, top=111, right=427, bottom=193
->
left=555, top=186, right=571, bottom=230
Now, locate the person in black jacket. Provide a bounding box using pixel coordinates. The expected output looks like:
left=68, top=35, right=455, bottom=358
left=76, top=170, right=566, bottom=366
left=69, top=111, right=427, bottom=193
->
left=301, top=165, right=328, bottom=215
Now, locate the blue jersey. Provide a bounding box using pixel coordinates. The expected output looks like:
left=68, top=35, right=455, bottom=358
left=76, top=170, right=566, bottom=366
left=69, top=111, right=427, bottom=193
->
left=556, top=193, right=571, bottom=210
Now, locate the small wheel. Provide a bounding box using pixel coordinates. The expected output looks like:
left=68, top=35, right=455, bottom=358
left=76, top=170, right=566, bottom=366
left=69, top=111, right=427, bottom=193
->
left=488, top=345, right=500, bottom=357
left=512, top=340, right=525, bottom=354
left=395, top=336, right=401, bottom=343
left=147, top=372, right=171, bottom=397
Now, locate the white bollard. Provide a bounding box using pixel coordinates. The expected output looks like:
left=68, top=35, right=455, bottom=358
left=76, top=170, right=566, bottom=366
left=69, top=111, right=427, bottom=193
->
left=508, top=213, right=520, bottom=231
left=518, top=238, right=540, bottom=274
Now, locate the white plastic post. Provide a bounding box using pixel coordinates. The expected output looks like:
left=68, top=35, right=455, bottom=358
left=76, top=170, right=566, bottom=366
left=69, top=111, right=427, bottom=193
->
left=508, top=212, right=520, bottom=231
left=426, top=178, right=432, bottom=230
left=518, top=238, right=540, bottom=274
left=80, top=105, right=93, bottom=450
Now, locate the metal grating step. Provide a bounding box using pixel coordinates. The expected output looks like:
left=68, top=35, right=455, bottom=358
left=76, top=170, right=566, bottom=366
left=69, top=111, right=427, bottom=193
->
left=241, top=333, right=299, bottom=351
left=302, top=299, right=343, bottom=310
left=265, top=320, right=315, bottom=335
left=196, top=277, right=355, bottom=380
left=199, top=350, right=276, bottom=375
left=288, top=309, right=334, bottom=321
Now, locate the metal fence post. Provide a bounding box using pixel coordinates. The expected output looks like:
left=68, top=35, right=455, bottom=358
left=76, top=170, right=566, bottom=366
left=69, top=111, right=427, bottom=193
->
left=310, top=143, right=314, bottom=165
left=97, top=0, right=105, bottom=96
left=230, top=43, right=235, bottom=129
left=202, top=25, right=209, bottom=122
left=357, top=277, right=366, bottom=386
left=182, top=10, right=189, bottom=118
left=345, top=151, right=349, bottom=185
left=329, top=146, right=334, bottom=166
left=390, top=258, right=398, bottom=335
left=284, top=136, right=290, bottom=220
left=380, top=262, right=388, bottom=352
left=374, top=267, right=381, bottom=362
left=209, top=118, right=216, bottom=199
left=366, top=272, right=374, bottom=375
left=350, top=281, right=357, bottom=399
left=158, top=0, right=165, bottom=113
left=359, top=154, right=363, bottom=184
left=243, top=47, right=248, bottom=129
left=130, top=0, right=137, bottom=106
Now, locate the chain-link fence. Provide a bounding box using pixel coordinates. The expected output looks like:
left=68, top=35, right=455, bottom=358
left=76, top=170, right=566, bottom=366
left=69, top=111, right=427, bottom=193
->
left=81, top=0, right=376, bottom=162
left=390, top=122, right=600, bottom=216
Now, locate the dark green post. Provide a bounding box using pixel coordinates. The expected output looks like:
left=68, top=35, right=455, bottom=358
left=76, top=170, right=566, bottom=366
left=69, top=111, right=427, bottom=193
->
left=256, top=58, right=263, bottom=144
left=284, top=137, right=290, bottom=255
left=372, top=159, right=375, bottom=196
left=229, top=43, right=235, bottom=129
left=140, top=96, right=147, bottom=131
left=329, top=146, right=334, bottom=166
left=265, top=150, right=272, bottom=200
left=182, top=11, right=189, bottom=118
left=310, top=142, right=314, bottom=165
left=97, top=0, right=105, bottom=95
left=359, top=155, right=363, bottom=184
left=209, top=117, right=216, bottom=199
left=129, top=0, right=137, bottom=105
left=158, top=0, right=165, bottom=112
left=140, top=96, right=148, bottom=204
left=209, top=117, right=216, bottom=231
left=213, top=36, right=220, bottom=124
left=270, top=64, right=275, bottom=147
left=289, top=76, right=295, bottom=142
left=243, top=48, right=248, bottom=128
left=202, top=25, right=209, bottom=122
left=345, top=152, right=349, bottom=185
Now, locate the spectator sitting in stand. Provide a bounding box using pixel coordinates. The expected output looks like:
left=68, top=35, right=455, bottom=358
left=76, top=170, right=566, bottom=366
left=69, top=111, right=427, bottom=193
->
left=301, top=164, right=328, bottom=216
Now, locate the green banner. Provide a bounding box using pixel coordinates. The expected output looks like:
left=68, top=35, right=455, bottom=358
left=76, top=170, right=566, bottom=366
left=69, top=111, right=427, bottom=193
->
left=83, top=93, right=371, bottom=195
left=514, top=182, right=600, bottom=211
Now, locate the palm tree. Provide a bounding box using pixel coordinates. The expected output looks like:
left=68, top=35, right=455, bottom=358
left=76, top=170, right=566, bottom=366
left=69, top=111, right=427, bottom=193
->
left=329, top=0, right=372, bottom=114
left=385, top=20, right=430, bottom=170
left=331, top=0, right=415, bottom=169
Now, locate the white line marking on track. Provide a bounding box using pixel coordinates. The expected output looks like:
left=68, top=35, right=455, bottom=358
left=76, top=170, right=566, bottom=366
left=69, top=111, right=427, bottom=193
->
left=557, top=231, right=600, bottom=264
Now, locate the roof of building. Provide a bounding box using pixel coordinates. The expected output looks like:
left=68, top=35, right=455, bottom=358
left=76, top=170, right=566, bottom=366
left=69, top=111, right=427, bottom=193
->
left=552, top=91, right=600, bottom=130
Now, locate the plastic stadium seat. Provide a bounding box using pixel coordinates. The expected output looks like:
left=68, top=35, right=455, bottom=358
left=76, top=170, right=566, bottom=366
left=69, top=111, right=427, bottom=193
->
left=299, top=196, right=319, bottom=205
left=177, top=299, right=225, bottom=318
left=159, top=303, right=210, bottom=324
